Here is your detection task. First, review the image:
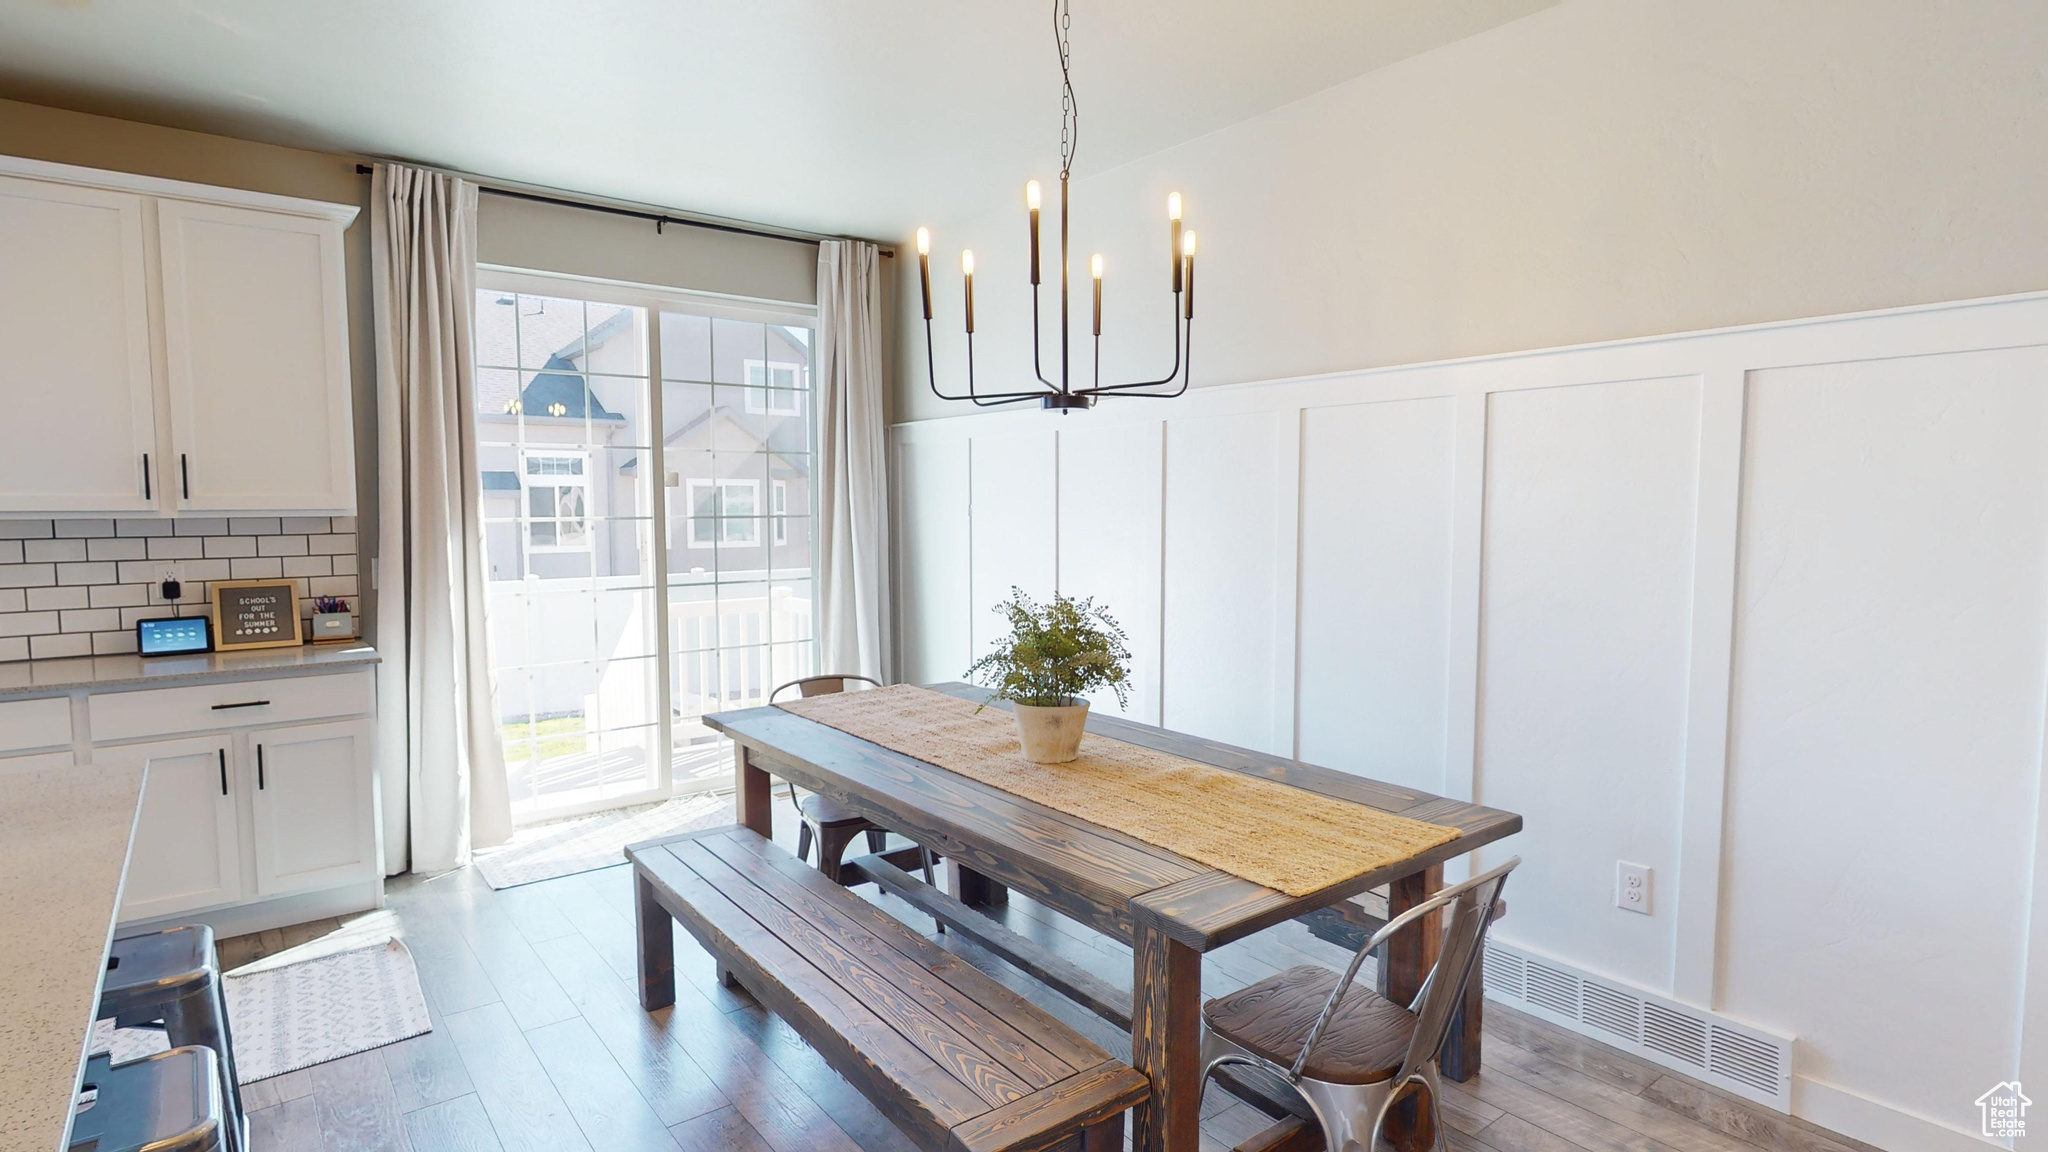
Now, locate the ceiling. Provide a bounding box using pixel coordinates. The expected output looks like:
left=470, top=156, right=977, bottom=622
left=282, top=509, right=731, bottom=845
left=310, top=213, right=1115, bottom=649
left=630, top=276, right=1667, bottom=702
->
left=0, top=0, right=1551, bottom=239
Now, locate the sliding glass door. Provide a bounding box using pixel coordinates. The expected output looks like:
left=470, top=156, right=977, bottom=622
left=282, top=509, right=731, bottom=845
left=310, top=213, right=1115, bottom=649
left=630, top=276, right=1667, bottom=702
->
left=660, top=313, right=816, bottom=791
left=474, top=269, right=817, bottom=823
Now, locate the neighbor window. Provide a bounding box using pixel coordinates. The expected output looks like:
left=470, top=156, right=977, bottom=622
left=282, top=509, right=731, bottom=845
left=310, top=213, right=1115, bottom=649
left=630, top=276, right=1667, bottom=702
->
left=772, top=479, right=789, bottom=545
left=744, top=360, right=805, bottom=414
left=685, top=478, right=759, bottom=548
left=523, top=452, right=589, bottom=551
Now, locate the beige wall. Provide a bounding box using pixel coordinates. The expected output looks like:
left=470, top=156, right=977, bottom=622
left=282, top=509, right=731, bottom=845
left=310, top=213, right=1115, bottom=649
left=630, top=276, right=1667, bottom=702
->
left=478, top=194, right=819, bottom=306
left=893, top=0, right=2048, bottom=421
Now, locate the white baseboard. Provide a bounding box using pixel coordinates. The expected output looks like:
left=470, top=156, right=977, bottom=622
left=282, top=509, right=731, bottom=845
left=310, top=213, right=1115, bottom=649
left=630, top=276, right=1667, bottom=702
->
left=1794, top=1075, right=2006, bottom=1152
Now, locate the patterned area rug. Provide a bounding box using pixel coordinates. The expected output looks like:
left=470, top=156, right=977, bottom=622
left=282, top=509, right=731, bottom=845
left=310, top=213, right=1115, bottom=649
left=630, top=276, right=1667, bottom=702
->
left=100, top=936, right=430, bottom=1083
left=474, top=793, right=735, bottom=889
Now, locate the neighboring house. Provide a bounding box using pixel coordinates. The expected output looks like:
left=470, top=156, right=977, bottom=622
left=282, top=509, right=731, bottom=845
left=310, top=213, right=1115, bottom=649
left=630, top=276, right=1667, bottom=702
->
left=475, top=292, right=815, bottom=744
left=476, top=302, right=813, bottom=588
left=478, top=300, right=643, bottom=583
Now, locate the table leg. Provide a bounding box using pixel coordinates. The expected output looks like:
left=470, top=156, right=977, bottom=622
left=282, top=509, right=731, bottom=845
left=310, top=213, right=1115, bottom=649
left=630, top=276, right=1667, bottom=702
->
left=1439, top=947, right=1484, bottom=1083
left=737, top=744, right=772, bottom=838
left=635, top=870, right=675, bottom=1011
left=1131, top=920, right=1202, bottom=1152
left=1381, top=863, right=1470, bottom=1078
left=948, top=860, right=1009, bottom=907
left=1380, top=865, right=1442, bottom=1006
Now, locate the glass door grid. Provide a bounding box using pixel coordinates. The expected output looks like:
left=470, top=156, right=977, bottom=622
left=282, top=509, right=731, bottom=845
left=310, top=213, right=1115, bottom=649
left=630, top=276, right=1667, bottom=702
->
left=475, top=268, right=817, bottom=823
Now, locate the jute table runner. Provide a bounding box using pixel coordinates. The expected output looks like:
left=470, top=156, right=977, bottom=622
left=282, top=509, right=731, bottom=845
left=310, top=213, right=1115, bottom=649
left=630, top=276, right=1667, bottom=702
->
left=775, top=684, right=1460, bottom=897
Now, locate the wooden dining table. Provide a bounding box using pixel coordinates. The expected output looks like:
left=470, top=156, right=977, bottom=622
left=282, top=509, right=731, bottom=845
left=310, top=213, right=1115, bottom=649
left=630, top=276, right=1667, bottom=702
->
left=694, top=682, right=1522, bottom=1152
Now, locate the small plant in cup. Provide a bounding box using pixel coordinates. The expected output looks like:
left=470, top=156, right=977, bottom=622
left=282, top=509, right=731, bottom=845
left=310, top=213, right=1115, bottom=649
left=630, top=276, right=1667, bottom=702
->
left=967, top=587, right=1131, bottom=762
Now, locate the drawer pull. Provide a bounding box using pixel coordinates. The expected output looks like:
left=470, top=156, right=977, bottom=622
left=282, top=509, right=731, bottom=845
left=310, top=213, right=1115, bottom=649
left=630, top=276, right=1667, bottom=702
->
left=217, top=748, right=227, bottom=796
left=210, top=700, right=271, bottom=711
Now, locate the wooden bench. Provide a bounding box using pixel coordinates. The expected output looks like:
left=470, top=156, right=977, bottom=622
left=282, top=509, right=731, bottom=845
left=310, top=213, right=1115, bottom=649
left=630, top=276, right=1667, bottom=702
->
left=629, top=825, right=1150, bottom=1152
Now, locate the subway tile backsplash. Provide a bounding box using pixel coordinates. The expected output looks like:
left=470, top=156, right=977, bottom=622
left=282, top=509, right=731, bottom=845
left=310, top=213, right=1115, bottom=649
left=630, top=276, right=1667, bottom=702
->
left=0, top=516, right=359, bottom=662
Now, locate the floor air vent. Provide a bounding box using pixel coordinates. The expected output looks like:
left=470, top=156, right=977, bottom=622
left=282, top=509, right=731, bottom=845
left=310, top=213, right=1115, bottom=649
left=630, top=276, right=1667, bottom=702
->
left=1482, top=940, right=1792, bottom=1111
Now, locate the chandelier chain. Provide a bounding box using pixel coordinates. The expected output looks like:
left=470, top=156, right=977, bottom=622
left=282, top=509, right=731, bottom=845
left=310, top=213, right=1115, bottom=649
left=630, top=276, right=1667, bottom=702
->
left=1056, top=0, right=1077, bottom=179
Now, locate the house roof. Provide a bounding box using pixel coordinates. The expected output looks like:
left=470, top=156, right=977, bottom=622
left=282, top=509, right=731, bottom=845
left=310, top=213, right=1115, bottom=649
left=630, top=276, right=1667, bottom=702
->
left=509, top=355, right=626, bottom=422
left=615, top=404, right=809, bottom=479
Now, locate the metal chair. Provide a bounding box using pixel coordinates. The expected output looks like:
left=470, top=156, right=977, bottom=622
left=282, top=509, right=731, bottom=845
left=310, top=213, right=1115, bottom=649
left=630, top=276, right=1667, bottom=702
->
left=770, top=675, right=937, bottom=888
left=98, top=925, right=245, bottom=1152
left=1198, top=857, right=1519, bottom=1152
left=71, top=1046, right=225, bottom=1152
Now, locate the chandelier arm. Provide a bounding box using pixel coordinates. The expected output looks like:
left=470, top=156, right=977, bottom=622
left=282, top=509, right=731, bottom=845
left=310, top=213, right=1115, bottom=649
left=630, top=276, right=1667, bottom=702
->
left=924, top=314, right=1058, bottom=405
left=964, top=332, right=1042, bottom=407
left=1081, top=318, right=1191, bottom=398
left=1029, top=282, right=1057, bottom=391
left=1078, top=300, right=1186, bottom=394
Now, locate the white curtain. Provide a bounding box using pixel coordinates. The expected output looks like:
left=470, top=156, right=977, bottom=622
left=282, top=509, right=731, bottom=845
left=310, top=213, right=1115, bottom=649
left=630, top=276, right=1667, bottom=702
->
left=815, top=240, right=892, bottom=681
left=371, top=162, right=513, bottom=874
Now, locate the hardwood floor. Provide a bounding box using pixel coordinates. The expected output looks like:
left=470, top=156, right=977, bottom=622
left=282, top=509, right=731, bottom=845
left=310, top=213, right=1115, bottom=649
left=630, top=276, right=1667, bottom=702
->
left=220, top=831, right=1883, bottom=1152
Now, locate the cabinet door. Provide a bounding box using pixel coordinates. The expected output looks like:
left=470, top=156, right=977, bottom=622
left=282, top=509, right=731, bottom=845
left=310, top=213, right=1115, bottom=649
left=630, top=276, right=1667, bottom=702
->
left=0, top=176, right=158, bottom=513
left=249, top=719, right=373, bottom=896
left=157, top=199, right=354, bottom=513
left=115, top=737, right=242, bottom=921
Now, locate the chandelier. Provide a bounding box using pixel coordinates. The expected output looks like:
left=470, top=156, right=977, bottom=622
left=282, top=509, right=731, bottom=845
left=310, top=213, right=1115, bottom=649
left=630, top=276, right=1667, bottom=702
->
left=916, top=0, right=1198, bottom=411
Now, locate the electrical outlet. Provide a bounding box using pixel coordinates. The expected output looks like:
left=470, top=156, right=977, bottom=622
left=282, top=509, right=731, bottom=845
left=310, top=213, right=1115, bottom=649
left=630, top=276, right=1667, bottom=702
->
left=152, top=564, right=187, bottom=605
left=1616, top=861, right=1652, bottom=915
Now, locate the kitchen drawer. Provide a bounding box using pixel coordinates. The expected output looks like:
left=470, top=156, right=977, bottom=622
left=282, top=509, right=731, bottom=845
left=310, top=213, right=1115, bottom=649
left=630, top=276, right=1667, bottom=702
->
left=89, top=670, right=372, bottom=743
left=0, top=696, right=71, bottom=754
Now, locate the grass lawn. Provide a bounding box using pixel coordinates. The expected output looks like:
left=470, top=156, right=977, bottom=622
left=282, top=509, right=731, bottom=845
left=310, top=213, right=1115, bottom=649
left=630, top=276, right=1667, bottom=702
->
left=503, top=715, right=588, bottom=763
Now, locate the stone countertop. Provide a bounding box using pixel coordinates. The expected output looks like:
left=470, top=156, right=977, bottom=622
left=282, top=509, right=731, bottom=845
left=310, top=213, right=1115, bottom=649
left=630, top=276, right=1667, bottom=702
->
left=0, top=762, right=147, bottom=1152
left=0, top=642, right=380, bottom=700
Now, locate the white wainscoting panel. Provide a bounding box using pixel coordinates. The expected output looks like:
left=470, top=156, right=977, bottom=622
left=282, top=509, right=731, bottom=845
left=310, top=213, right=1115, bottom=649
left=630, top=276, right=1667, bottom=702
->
left=889, top=291, right=2048, bottom=1152
left=1719, top=347, right=2048, bottom=1137
left=967, top=430, right=1058, bottom=661
left=1476, top=376, right=1701, bottom=994
left=1057, top=421, right=1165, bottom=723
left=1163, top=410, right=1289, bottom=755
left=1297, top=397, right=1457, bottom=794
left=894, top=437, right=970, bottom=685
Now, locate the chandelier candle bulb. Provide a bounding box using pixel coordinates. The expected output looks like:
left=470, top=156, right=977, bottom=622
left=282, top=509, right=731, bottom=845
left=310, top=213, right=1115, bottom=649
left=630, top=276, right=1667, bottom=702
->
left=961, top=249, right=976, bottom=333
left=916, top=227, right=933, bottom=320
left=1091, top=254, right=1103, bottom=335
left=1168, top=192, right=1183, bottom=292
left=1027, top=181, right=1042, bottom=285
left=1183, top=230, right=1197, bottom=319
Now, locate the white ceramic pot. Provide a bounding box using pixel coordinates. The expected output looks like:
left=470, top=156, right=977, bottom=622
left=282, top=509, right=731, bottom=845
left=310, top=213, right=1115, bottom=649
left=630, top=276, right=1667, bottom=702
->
left=1013, top=698, right=1090, bottom=764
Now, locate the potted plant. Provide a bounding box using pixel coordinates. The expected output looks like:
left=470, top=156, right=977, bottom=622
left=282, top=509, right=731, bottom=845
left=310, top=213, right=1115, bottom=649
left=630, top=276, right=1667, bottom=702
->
left=967, top=587, right=1132, bottom=764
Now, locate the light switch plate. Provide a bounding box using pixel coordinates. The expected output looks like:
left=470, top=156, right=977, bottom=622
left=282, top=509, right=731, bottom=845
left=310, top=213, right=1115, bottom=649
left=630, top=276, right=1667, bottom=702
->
left=1616, top=861, right=1652, bottom=915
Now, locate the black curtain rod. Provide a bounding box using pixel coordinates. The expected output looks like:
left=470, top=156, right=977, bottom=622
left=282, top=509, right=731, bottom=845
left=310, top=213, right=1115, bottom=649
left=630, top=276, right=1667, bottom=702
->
left=353, top=163, right=892, bottom=256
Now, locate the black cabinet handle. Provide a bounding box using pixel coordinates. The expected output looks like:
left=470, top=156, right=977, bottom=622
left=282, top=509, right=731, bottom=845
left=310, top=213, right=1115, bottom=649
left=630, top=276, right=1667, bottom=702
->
left=180, top=454, right=190, bottom=500
left=217, top=748, right=227, bottom=796
left=256, top=744, right=265, bottom=790
left=143, top=453, right=151, bottom=500
left=210, top=700, right=271, bottom=711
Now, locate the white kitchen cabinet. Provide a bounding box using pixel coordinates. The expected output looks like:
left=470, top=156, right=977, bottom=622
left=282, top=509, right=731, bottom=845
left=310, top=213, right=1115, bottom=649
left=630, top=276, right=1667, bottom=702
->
left=248, top=719, right=374, bottom=897
left=0, top=154, right=358, bottom=518
left=115, top=736, right=244, bottom=922
left=19, top=658, right=386, bottom=934
left=158, top=200, right=355, bottom=513
left=0, top=174, right=158, bottom=513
